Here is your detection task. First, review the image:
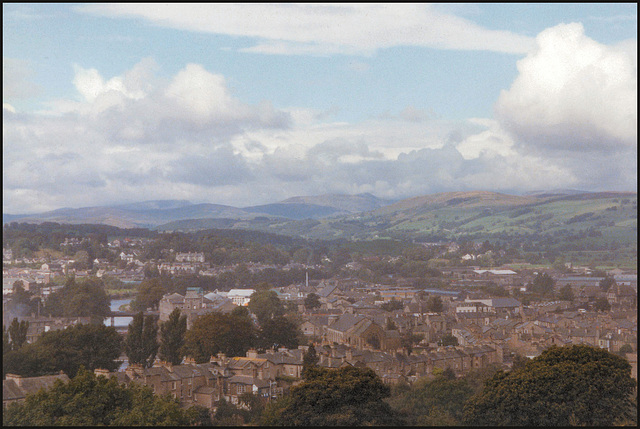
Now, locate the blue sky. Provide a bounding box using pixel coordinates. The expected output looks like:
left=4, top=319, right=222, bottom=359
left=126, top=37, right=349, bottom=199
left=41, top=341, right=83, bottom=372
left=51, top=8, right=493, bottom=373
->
left=3, top=3, right=637, bottom=213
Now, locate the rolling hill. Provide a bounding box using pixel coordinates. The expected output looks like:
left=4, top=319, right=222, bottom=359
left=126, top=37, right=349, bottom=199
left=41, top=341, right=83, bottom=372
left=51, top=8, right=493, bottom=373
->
left=4, top=191, right=637, bottom=251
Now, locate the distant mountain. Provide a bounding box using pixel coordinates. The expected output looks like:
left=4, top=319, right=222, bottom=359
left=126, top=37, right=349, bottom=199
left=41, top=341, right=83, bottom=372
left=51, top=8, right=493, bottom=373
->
left=277, top=193, right=395, bottom=213
left=242, top=203, right=342, bottom=220
left=111, top=200, right=193, bottom=211
left=4, top=192, right=637, bottom=247
left=2, top=202, right=253, bottom=229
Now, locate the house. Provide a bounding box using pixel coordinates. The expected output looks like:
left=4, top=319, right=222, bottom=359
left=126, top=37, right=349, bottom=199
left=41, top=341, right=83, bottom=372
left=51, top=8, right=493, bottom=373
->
left=175, top=252, right=205, bottom=263
left=158, top=288, right=234, bottom=329
left=3, top=373, right=70, bottom=407
left=225, top=289, right=256, bottom=306
left=606, top=284, right=637, bottom=308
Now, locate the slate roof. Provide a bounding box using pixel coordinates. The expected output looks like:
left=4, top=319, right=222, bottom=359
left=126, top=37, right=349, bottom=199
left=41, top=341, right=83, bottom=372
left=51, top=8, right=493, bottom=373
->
left=490, top=298, right=521, bottom=308
left=327, top=313, right=364, bottom=333
left=3, top=373, right=70, bottom=402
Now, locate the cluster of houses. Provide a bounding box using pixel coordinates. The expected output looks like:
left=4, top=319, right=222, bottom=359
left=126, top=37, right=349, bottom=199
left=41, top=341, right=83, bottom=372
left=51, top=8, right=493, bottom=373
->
left=2, top=239, right=637, bottom=412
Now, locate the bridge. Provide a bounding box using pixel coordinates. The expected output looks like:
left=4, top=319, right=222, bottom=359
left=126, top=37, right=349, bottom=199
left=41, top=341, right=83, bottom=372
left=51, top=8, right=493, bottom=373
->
left=107, top=310, right=159, bottom=327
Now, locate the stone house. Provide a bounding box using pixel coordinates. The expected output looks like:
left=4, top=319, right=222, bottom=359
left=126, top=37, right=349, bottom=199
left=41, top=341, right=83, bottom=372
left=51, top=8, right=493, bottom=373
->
left=3, top=373, right=70, bottom=407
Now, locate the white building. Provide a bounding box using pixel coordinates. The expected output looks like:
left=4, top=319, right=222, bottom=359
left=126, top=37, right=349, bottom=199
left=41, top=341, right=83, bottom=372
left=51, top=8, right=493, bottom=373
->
left=225, top=289, right=256, bottom=306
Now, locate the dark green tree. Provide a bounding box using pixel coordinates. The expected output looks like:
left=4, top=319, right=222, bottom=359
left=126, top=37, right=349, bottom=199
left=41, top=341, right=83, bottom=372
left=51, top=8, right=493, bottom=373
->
left=183, top=311, right=255, bottom=363
left=158, top=308, right=187, bottom=365
left=400, top=331, right=424, bottom=355
left=2, top=367, right=204, bottom=426
left=43, top=277, right=110, bottom=321
left=438, top=333, right=459, bottom=347
left=248, top=290, right=284, bottom=325
left=258, top=315, right=301, bottom=350
left=387, top=374, right=474, bottom=425
left=261, top=366, right=403, bottom=426
left=304, top=292, right=321, bottom=310
left=426, top=295, right=444, bottom=313
left=3, top=325, right=10, bottom=354
left=3, top=323, right=122, bottom=378
left=131, top=277, right=169, bottom=312
left=530, top=272, right=555, bottom=296
left=125, top=312, right=158, bottom=368
left=594, top=296, right=611, bottom=312
left=463, top=344, right=637, bottom=426
left=380, top=298, right=404, bottom=312
left=7, top=317, right=29, bottom=350
left=599, top=275, right=616, bottom=292
left=558, top=284, right=574, bottom=301
left=301, top=344, right=319, bottom=378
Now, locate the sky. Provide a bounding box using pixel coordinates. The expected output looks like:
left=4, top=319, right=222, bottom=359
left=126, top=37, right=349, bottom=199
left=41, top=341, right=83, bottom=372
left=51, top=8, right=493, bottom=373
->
left=3, top=3, right=637, bottom=214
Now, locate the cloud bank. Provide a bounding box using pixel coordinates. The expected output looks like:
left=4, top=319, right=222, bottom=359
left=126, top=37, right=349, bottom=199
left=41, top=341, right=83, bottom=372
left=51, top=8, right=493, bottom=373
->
left=77, top=4, right=535, bottom=56
left=3, top=23, right=637, bottom=214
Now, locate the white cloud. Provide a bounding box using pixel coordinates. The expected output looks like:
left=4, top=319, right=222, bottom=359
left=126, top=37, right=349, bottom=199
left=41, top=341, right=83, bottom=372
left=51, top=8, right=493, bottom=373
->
left=495, top=23, right=637, bottom=153
left=3, top=28, right=637, bottom=214
left=77, top=4, right=535, bottom=55
left=3, top=58, right=42, bottom=100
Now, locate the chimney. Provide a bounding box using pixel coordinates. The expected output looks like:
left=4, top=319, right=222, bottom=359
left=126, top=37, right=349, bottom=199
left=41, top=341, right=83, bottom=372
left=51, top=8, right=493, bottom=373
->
left=5, top=374, right=23, bottom=386
left=247, top=349, right=258, bottom=359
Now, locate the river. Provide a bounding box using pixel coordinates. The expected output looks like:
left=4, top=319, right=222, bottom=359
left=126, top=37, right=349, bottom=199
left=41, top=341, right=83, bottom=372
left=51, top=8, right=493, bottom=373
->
left=104, top=297, right=134, bottom=329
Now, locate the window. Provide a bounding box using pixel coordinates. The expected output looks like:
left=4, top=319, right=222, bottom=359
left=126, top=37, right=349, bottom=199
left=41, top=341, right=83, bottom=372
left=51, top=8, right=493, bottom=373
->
left=172, top=382, right=176, bottom=390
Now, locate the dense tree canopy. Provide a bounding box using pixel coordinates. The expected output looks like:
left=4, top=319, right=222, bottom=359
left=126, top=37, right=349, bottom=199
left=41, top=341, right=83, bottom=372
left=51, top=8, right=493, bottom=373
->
left=158, top=308, right=187, bottom=365
left=6, top=318, right=29, bottom=351
left=388, top=374, right=474, bottom=425
left=2, top=367, right=209, bottom=426
left=257, top=316, right=301, bottom=350
left=463, top=345, right=637, bottom=426
left=529, top=272, right=555, bottom=296
left=248, top=290, right=285, bottom=325
left=303, top=292, right=321, bottom=310
left=43, top=277, right=110, bottom=320
left=125, top=312, right=159, bottom=368
left=183, top=311, right=255, bottom=363
left=261, top=366, right=403, bottom=426
left=3, top=323, right=122, bottom=378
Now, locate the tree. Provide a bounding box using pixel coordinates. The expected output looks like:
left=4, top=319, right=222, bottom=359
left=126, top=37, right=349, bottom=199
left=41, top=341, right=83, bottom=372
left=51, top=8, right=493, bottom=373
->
left=131, top=277, right=169, bottom=312
left=599, top=275, right=616, bottom=292
left=261, top=366, right=403, bottom=426
left=463, top=345, right=637, bottom=426
left=11, top=282, right=40, bottom=316
left=43, top=277, right=110, bottom=321
left=158, top=308, right=187, bottom=365
left=258, top=316, right=301, bottom=350
left=3, top=325, right=10, bottom=354
left=248, top=290, right=284, bottom=325
left=558, top=284, right=574, bottom=302
left=380, top=298, right=404, bottom=312
left=530, top=272, right=555, bottom=296
left=426, top=295, right=443, bottom=313
left=618, top=344, right=633, bottom=355
left=183, top=311, right=255, bottom=363
left=438, top=333, right=459, bottom=347
left=125, top=312, right=158, bottom=368
left=304, top=292, right=321, bottom=310
left=400, top=331, right=424, bottom=355
left=2, top=367, right=204, bottom=426
left=387, top=374, right=474, bottom=425
left=594, top=296, right=611, bottom=312
left=7, top=317, right=29, bottom=350
left=3, top=323, right=122, bottom=378
left=301, top=344, right=319, bottom=378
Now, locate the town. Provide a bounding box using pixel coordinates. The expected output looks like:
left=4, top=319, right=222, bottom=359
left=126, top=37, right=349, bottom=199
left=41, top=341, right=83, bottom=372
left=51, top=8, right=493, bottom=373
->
left=3, top=222, right=637, bottom=424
